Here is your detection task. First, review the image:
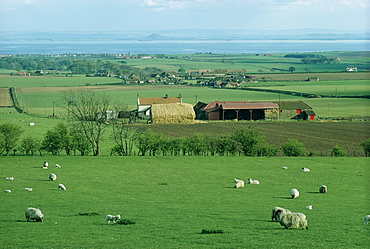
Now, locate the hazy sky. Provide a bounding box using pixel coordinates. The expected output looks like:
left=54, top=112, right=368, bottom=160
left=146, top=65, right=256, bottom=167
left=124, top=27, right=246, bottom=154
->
left=0, top=0, right=369, bottom=32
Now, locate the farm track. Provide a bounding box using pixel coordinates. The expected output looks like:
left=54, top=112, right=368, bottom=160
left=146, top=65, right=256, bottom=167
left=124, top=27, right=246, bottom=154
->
left=139, top=121, right=370, bottom=156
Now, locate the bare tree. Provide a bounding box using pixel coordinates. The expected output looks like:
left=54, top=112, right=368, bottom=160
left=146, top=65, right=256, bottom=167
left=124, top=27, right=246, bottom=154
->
left=62, top=88, right=111, bottom=156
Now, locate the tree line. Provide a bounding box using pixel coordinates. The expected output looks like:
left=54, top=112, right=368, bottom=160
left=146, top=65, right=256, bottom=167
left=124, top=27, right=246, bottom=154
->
left=1, top=122, right=369, bottom=157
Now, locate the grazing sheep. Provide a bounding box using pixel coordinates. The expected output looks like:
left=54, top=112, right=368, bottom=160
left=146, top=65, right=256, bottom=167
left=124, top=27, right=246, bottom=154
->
left=281, top=167, right=288, bottom=169
left=106, top=214, right=121, bottom=224
left=25, top=207, right=44, bottom=222
left=305, top=205, right=313, bottom=210
left=248, top=178, right=260, bottom=184
left=319, top=185, right=327, bottom=194
left=49, top=173, right=57, bottom=181
left=275, top=210, right=308, bottom=230
left=42, top=161, right=48, bottom=169
left=24, top=188, right=33, bottom=191
left=271, top=207, right=291, bottom=222
left=364, top=215, right=370, bottom=225
left=58, top=184, right=66, bottom=191
left=301, top=167, right=310, bottom=172
left=5, top=190, right=11, bottom=193
left=233, top=179, right=244, bottom=188
left=5, top=177, right=14, bottom=180
left=290, top=189, right=300, bottom=199
left=55, top=164, right=61, bottom=168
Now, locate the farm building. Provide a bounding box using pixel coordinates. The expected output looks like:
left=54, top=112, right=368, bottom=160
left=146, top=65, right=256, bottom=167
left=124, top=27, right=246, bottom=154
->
left=137, top=93, right=182, bottom=119
left=272, top=101, right=316, bottom=120
left=137, top=93, right=195, bottom=123
left=194, top=101, right=279, bottom=121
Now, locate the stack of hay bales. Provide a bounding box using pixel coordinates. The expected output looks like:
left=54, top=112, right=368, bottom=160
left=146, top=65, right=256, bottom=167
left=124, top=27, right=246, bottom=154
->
left=151, top=103, right=195, bottom=124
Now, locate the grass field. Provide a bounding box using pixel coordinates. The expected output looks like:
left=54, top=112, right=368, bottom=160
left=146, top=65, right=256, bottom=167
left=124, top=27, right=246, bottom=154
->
left=1, top=156, right=369, bottom=248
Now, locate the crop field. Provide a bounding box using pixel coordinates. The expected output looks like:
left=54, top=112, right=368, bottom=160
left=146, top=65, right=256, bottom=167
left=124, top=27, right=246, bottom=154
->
left=1, top=156, right=368, bottom=248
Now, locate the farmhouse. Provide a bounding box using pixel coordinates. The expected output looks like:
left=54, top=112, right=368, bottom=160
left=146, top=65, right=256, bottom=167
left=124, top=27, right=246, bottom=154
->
left=194, top=101, right=279, bottom=121
left=273, top=101, right=316, bottom=121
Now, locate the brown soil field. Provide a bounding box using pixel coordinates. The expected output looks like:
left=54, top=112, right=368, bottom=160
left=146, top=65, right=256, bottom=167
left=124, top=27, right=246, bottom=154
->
left=0, top=88, right=12, bottom=107
left=137, top=121, right=370, bottom=156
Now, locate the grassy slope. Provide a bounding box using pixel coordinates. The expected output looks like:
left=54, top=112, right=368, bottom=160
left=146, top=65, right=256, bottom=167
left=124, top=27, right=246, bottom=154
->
left=1, top=156, right=368, bottom=248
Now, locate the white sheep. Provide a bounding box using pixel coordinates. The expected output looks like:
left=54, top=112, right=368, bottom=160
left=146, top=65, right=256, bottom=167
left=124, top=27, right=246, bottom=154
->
left=301, top=167, right=310, bottom=172
left=58, top=184, right=66, bottom=191
left=290, top=189, right=300, bottom=199
left=281, top=167, right=288, bottom=169
left=233, top=179, right=244, bottom=188
left=24, top=188, right=33, bottom=191
left=364, top=215, right=370, bottom=225
left=305, top=205, right=313, bottom=210
left=248, top=178, right=260, bottom=184
left=5, top=190, right=11, bottom=193
left=276, top=211, right=308, bottom=230
left=25, top=207, right=44, bottom=222
left=49, top=173, right=57, bottom=181
left=319, top=185, right=327, bottom=194
left=55, top=164, right=61, bottom=168
left=5, top=177, right=14, bottom=180
left=106, top=214, right=121, bottom=224
left=271, top=207, right=291, bottom=222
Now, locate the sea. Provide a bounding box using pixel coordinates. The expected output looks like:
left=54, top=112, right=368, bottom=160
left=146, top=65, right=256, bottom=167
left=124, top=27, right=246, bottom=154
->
left=0, top=39, right=369, bottom=55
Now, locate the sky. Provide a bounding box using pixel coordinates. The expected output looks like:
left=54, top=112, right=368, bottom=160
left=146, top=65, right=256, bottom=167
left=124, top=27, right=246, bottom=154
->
left=0, top=0, right=369, bottom=32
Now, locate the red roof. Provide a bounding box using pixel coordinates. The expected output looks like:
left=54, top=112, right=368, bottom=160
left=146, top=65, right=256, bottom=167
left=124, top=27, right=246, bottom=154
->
left=202, top=101, right=278, bottom=111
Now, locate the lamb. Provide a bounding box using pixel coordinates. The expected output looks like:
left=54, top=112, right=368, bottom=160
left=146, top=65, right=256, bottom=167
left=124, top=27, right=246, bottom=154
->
left=364, top=215, right=370, bottom=225
left=305, top=205, right=313, bottom=210
left=319, top=185, right=327, bottom=194
left=281, top=167, right=288, bottom=169
left=42, top=161, right=48, bottom=169
left=58, top=184, right=66, bottom=191
left=301, top=167, right=310, bottom=172
left=55, top=164, right=61, bottom=168
left=25, top=207, right=44, bottom=222
left=24, top=188, right=33, bottom=191
left=290, top=188, right=300, bottom=199
left=106, top=214, right=121, bottom=224
left=5, top=177, right=14, bottom=180
left=233, top=179, right=244, bottom=188
left=248, top=178, right=260, bottom=184
left=5, top=190, right=11, bottom=193
left=275, top=210, right=308, bottom=230
left=49, top=173, right=57, bottom=181
left=271, top=207, right=291, bottom=222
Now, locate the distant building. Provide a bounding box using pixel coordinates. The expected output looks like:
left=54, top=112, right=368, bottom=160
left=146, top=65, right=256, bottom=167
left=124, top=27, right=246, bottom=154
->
left=346, top=65, right=357, bottom=72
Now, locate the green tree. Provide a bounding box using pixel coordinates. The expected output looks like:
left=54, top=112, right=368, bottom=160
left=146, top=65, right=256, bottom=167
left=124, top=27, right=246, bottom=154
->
left=361, top=139, right=370, bottom=156
left=331, top=145, right=346, bottom=157
left=0, top=123, right=24, bottom=156
left=136, top=130, right=162, bottom=156
left=232, top=128, right=265, bottom=156
left=42, top=123, right=70, bottom=156
left=288, top=66, right=296, bottom=73
left=19, top=136, right=42, bottom=156
left=281, top=139, right=306, bottom=156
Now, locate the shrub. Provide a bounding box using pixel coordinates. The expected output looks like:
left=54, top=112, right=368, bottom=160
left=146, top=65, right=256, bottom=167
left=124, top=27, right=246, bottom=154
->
left=360, top=139, right=370, bottom=157
left=281, top=139, right=306, bottom=156
left=331, top=145, right=346, bottom=157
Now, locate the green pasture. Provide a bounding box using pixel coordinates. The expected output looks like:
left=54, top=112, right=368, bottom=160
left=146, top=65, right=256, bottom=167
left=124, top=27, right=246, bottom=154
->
left=0, top=76, right=122, bottom=88
left=1, top=156, right=368, bottom=248
left=246, top=79, right=370, bottom=97
left=13, top=84, right=370, bottom=118
left=120, top=51, right=369, bottom=73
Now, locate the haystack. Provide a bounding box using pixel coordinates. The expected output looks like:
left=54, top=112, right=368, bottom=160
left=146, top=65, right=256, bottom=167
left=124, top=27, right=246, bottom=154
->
left=151, top=103, right=195, bottom=124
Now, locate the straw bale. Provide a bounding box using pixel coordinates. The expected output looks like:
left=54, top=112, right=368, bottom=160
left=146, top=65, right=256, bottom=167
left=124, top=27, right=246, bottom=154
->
left=151, top=103, right=195, bottom=124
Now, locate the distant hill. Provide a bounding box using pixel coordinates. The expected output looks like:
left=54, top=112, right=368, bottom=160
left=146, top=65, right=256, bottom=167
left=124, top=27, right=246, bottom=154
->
left=139, top=33, right=169, bottom=41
